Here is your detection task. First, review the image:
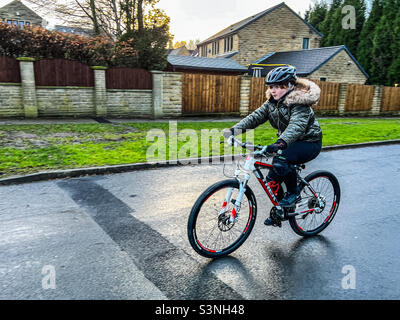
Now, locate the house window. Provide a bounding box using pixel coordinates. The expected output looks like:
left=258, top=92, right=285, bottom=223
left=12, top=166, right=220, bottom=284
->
left=6, top=20, right=30, bottom=28
left=302, top=38, right=309, bottom=50
left=320, top=77, right=327, bottom=82
left=224, top=36, right=233, bottom=52
left=212, top=41, right=219, bottom=55
left=201, top=45, right=207, bottom=57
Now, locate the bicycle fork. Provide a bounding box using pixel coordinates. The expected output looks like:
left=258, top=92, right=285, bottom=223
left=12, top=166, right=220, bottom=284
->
left=220, top=174, right=250, bottom=223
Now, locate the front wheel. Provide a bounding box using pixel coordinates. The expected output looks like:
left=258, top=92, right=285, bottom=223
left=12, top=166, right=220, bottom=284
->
left=289, top=170, right=341, bottom=237
left=188, top=179, right=257, bottom=258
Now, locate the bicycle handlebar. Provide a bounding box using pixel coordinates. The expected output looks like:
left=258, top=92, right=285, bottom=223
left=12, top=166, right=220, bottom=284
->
left=224, top=136, right=282, bottom=157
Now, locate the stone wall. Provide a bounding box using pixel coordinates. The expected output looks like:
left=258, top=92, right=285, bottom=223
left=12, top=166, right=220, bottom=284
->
left=198, top=4, right=321, bottom=64
left=0, top=58, right=156, bottom=119
left=162, top=72, right=182, bottom=118
left=0, top=58, right=397, bottom=118
left=107, top=89, right=153, bottom=118
left=36, top=87, right=95, bottom=117
left=309, top=50, right=367, bottom=84
left=234, top=5, right=322, bottom=66
left=0, top=83, right=23, bottom=117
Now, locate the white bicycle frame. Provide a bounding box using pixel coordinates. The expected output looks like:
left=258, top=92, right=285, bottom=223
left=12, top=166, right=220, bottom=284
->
left=223, top=137, right=323, bottom=221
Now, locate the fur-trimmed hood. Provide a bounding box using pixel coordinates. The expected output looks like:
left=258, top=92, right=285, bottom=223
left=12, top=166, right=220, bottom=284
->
left=267, top=78, right=321, bottom=107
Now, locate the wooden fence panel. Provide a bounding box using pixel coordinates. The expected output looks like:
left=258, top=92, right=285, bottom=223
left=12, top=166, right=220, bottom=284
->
left=182, top=73, right=240, bottom=114
left=249, top=78, right=340, bottom=112
left=34, top=59, right=94, bottom=87
left=249, top=77, right=266, bottom=111
left=106, top=68, right=152, bottom=89
left=345, top=84, right=374, bottom=112
left=0, top=56, right=21, bottom=83
left=312, top=80, right=340, bottom=111
left=381, top=87, right=400, bottom=112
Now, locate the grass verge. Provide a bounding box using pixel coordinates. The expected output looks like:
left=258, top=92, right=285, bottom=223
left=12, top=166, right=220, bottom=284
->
left=0, top=118, right=399, bottom=178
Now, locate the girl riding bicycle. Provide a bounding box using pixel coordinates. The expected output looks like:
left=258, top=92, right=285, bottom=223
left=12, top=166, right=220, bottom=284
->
left=224, top=66, right=323, bottom=226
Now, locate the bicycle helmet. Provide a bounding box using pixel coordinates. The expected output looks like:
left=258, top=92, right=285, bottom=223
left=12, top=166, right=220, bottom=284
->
left=265, top=66, right=297, bottom=86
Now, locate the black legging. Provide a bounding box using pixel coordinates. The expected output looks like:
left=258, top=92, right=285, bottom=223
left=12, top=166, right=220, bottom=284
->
left=268, top=140, right=322, bottom=194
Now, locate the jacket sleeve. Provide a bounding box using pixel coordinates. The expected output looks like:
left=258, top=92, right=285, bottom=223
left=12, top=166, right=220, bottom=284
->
left=232, top=101, right=270, bottom=135
left=279, top=105, right=312, bottom=146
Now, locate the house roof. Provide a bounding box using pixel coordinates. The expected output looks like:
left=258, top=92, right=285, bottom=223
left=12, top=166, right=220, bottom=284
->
left=167, top=55, right=247, bottom=73
left=167, top=46, right=191, bottom=56
left=198, top=2, right=323, bottom=46
left=251, top=45, right=369, bottom=78
left=0, top=0, right=43, bottom=21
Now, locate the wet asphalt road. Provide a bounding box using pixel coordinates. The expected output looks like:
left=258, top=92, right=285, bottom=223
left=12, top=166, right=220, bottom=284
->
left=1, top=144, right=400, bottom=300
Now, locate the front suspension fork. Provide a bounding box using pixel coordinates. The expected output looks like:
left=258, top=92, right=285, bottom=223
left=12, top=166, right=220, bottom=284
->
left=221, top=174, right=250, bottom=223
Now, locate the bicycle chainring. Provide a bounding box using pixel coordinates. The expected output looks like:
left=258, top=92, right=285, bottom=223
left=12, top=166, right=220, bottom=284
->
left=269, top=207, right=282, bottom=228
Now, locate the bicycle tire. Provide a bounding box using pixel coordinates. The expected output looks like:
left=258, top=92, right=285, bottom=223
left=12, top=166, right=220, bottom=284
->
left=187, top=179, right=257, bottom=258
left=289, top=170, right=341, bottom=237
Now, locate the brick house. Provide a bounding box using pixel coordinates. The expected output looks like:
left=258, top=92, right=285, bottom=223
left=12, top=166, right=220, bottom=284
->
left=197, top=2, right=322, bottom=66
left=251, top=45, right=368, bottom=84
left=0, top=0, right=46, bottom=28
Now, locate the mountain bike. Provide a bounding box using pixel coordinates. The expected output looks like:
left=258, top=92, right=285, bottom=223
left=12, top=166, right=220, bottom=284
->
left=187, top=137, right=340, bottom=258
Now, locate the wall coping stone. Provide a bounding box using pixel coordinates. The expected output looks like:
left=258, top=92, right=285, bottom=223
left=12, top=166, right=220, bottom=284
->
left=16, top=57, right=35, bottom=62
left=91, top=66, right=108, bottom=70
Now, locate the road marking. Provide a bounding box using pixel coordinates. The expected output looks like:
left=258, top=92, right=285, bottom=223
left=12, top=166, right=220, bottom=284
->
left=58, top=178, right=243, bottom=300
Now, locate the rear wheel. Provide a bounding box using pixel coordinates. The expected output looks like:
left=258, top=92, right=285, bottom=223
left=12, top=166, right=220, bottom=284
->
left=187, top=179, right=257, bottom=258
left=289, top=171, right=340, bottom=237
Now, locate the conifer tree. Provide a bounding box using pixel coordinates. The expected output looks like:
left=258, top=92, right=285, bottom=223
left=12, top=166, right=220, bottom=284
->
left=387, top=9, right=400, bottom=85
left=320, top=0, right=343, bottom=46
left=370, top=0, right=398, bottom=85
left=336, top=0, right=366, bottom=54
left=305, top=0, right=329, bottom=33
left=356, top=0, right=384, bottom=84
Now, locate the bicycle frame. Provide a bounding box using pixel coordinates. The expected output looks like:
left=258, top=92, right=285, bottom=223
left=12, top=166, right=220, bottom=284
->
left=224, top=137, right=322, bottom=221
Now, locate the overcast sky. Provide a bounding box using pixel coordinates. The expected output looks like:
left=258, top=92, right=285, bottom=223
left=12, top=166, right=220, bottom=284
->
left=1, top=0, right=315, bottom=42
left=157, top=0, right=314, bottom=42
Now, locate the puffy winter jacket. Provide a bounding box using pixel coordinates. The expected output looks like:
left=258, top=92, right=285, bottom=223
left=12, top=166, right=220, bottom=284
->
left=232, top=78, right=323, bottom=146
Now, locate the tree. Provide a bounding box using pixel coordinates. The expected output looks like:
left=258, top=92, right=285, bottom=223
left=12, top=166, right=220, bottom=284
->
left=305, top=0, right=329, bottom=34
left=387, top=9, right=400, bottom=85
left=117, top=4, right=171, bottom=70
left=335, top=0, right=366, bottom=54
left=25, top=0, right=172, bottom=70
left=173, top=41, right=187, bottom=49
left=370, top=0, right=399, bottom=85
left=320, top=0, right=343, bottom=46
left=357, top=0, right=384, bottom=84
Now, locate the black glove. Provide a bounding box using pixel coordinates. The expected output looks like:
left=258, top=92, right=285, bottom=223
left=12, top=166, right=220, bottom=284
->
left=266, top=139, right=287, bottom=153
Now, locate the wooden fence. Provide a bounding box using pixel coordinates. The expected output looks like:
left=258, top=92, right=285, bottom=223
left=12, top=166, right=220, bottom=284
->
left=345, top=84, right=374, bottom=112
left=312, top=80, right=340, bottom=111
left=34, top=59, right=94, bottom=87
left=249, top=77, right=265, bottom=111
left=248, top=78, right=400, bottom=114
left=381, top=87, right=400, bottom=112
left=106, top=68, right=152, bottom=90
left=32, top=59, right=152, bottom=89
left=182, top=73, right=241, bottom=114
left=249, top=78, right=341, bottom=112
left=0, top=56, right=21, bottom=83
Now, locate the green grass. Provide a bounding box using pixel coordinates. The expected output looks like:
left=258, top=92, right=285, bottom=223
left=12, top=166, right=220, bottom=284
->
left=0, top=118, right=399, bottom=178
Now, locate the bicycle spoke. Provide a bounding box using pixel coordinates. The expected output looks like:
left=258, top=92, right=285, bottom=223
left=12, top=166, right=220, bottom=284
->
left=194, top=186, right=251, bottom=253
left=294, top=175, right=337, bottom=233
